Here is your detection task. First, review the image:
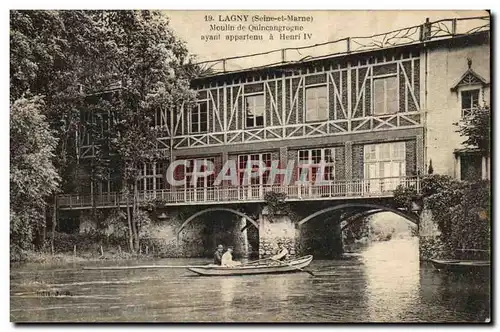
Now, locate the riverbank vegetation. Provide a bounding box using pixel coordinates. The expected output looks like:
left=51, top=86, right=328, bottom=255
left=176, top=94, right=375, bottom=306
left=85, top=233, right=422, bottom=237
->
left=393, top=106, right=491, bottom=259
left=10, top=10, right=200, bottom=261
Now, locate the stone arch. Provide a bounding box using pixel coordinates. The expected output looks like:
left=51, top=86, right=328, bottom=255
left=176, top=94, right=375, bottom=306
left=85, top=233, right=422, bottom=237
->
left=340, top=209, right=384, bottom=231
left=176, top=207, right=259, bottom=236
left=297, top=203, right=419, bottom=227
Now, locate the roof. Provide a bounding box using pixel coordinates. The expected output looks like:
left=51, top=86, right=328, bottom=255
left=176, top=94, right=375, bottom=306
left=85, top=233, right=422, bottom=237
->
left=450, top=66, right=489, bottom=91
left=194, top=15, right=490, bottom=79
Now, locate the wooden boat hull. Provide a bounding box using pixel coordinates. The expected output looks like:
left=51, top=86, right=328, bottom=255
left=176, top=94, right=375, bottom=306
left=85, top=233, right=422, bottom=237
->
left=430, top=259, right=490, bottom=274
left=188, top=255, right=313, bottom=276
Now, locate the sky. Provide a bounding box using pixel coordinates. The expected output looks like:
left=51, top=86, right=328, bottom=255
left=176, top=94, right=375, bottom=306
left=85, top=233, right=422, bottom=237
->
left=165, top=10, right=488, bottom=70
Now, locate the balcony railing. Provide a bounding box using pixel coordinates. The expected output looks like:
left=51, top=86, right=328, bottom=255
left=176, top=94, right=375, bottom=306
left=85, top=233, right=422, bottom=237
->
left=57, top=176, right=420, bottom=209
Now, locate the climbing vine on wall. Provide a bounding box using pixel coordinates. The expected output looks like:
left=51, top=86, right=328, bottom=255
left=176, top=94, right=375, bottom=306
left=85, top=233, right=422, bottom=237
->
left=263, top=191, right=298, bottom=222
left=394, top=174, right=491, bottom=256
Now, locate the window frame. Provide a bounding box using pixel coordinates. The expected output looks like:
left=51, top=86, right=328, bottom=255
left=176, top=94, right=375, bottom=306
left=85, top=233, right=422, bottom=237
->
left=296, top=147, right=336, bottom=182
left=459, top=86, right=482, bottom=118
left=189, top=101, right=209, bottom=134
left=237, top=153, right=272, bottom=185
left=304, top=84, right=329, bottom=122
left=244, top=92, right=265, bottom=129
left=372, top=74, right=399, bottom=116
left=363, top=142, right=406, bottom=180
left=184, top=157, right=216, bottom=188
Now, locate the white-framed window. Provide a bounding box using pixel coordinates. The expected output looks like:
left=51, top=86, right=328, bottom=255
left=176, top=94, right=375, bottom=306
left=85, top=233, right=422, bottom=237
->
left=137, top=161, right=169, bottom=191
left=190, top=102, right=208, bottom=133
left=364, top=142, right=406, bottom=191
left=238, top=153, right=271, bottom=185
left=460, top=87, right=481, bottom=118
left=373, top=76, right=398, bottom=115
left=305, top=86, right=328, bottom=122
left=184, top=158, right=215, bottom=188
left=245, top=94, right=265, bottom=128
left=155, top=161, right=168, bottom=190
left=297, top=147, right=336, bottom=183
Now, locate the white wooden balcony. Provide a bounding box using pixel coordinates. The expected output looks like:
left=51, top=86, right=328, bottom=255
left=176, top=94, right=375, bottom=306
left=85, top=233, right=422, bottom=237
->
left=57, top=176, right=420, bottom=210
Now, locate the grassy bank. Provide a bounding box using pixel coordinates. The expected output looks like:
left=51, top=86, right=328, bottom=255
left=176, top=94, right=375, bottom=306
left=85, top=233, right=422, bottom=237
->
left=13, top=250, right=158, bottom=264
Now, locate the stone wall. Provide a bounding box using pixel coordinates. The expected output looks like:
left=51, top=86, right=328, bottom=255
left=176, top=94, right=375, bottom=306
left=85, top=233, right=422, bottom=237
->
left=258, top=209, right=296, bottom=259
left=418, top=208, right=444, bottom=260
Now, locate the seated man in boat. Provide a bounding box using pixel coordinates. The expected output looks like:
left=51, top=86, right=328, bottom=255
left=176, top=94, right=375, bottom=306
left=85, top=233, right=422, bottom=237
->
left=221, top=247, right=241, bottom=267
left=213, top=244, right=224, bottom=265
left=270, top=242, right=289, bottom=262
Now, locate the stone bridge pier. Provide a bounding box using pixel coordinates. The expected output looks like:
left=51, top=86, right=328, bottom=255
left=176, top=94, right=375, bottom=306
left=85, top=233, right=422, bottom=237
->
left=256, top=201, right=421, bottom=260
left=257, top=205, right=343, bottom=259
left=258, top=206, right=297, bottom=259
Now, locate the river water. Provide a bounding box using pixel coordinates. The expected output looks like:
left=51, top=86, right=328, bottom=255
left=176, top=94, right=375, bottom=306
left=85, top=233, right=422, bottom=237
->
left=10, top=237, right=490, bottom=323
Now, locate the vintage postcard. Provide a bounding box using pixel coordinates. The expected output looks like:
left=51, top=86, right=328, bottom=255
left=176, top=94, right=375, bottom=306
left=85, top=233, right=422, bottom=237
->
left=10, top=10, right=491, bottom=323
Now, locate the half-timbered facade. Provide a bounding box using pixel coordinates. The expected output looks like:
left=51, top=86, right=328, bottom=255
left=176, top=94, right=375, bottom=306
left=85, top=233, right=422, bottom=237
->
left=58, top=16, right=490, bottom=210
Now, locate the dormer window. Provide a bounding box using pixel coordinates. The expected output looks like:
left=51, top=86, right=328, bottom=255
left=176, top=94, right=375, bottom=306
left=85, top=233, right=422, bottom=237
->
left=461, top=89, right=480, bottom=118
left=451, top=58, right=489, bottom=118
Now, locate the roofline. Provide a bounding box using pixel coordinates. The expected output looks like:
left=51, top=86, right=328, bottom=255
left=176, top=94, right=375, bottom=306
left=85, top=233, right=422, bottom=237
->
left=193, top=15, right=490, bottom=80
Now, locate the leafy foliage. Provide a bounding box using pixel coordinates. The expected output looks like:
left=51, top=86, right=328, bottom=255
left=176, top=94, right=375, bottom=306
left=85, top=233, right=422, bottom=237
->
left=10, top=97, right=60, bottom=251
left=263, top=191, right=297, bottom=222
left=393, top=174, right=490, bottom=257
left=456, top=105, right=490, bottom=154
left=10, top=10, right=199, bottom=255
left=392, top=185, right=419, bottom=211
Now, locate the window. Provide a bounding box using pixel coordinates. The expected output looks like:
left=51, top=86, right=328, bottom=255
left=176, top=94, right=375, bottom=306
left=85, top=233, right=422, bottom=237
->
left=245, top=94, right=264, bottom=128
left=305, top=86, right=328, bottom=121
left=373, top=76, right=398, bottom=115
left=461, top=89, right=480, bottom=118
left=136, top=161, right=169, bottom=191
left=297, top=148, right=336, bottom=183
left=184, top=158, right=215, bottom=188
left=364, top=142, right=405, bottom=192
left=238, top=153, right=271, bottom=185
left=190, top=103, right=208, bottom=133
left=155, top=161, right=167, bottom=190
left=460, top=154, right=482, bottom=182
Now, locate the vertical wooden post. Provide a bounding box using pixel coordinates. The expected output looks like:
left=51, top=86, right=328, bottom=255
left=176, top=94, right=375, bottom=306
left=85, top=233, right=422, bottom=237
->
left=452, top=18, right=457, bottom=35
left=73, top=245, right=77, bottom=257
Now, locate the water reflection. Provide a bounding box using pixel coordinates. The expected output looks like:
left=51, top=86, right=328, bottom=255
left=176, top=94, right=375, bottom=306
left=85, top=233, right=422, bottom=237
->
left=10, top=238, right=490, bottom=322
left=361, top=237, right=420, bottom=322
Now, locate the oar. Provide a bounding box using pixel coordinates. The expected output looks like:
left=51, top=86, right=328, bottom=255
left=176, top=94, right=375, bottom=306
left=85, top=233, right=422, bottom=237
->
left=274, top=259, right=315, bottom=276
left=82, top=264, right=209, bottom=271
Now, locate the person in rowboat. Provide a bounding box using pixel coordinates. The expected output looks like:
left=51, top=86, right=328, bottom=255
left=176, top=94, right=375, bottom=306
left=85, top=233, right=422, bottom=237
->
left=213, top=244, right=224, bottom=265
left=270, top=242, right=289, bottom=262
left=221, top=247, right=241, bottom=267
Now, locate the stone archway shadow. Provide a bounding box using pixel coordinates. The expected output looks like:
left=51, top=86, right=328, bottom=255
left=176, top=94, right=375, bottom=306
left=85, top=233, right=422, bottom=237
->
left=176, top=207, right=259, bottom=237
left=297, top=203, right=419, bottom=227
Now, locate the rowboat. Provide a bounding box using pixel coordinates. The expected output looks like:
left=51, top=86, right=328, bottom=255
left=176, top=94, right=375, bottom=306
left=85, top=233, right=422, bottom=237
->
left=188, top=255, right=313, bottom=276
left=429, top=259, right=490, bottom=274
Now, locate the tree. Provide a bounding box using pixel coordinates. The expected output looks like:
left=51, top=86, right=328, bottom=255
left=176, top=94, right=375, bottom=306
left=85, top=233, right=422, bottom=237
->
left=457, top=105, right=490, bottom=155
left=10, top=10, right=198, bottom=255
left=10, top=97, right=60, bottom=255
left=82, top=11, right=196, bottom=252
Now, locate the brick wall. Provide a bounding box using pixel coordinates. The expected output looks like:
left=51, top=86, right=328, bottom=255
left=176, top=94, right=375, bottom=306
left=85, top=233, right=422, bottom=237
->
left=334, top=146, right=345, bottom=180
left=352, top=144, right=365, bottom=179
left=405, top=140, right=417, bottom=176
